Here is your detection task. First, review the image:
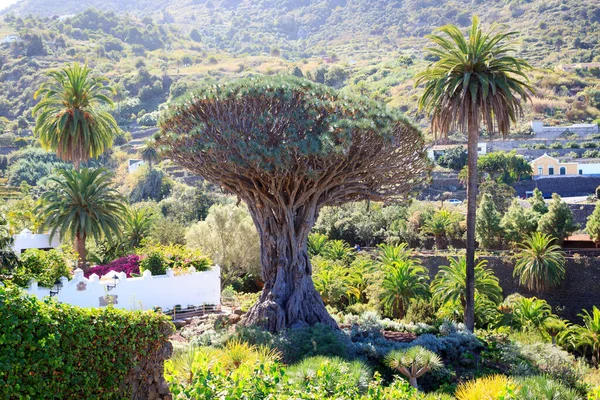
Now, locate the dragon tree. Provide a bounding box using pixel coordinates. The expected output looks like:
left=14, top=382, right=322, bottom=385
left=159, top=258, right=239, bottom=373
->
left=157, top=77, right=429, bottom=333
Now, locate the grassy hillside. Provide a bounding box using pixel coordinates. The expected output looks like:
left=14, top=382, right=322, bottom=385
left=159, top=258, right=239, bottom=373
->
left=0, top=0, right=598, bottom=143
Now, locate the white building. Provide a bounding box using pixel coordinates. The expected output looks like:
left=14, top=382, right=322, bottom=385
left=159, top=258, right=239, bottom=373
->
left=27, top=266, right=221, bottom=311
left=531, top=121, right=599, bottom=137
left=427, top=143, right=487, bottom=161
left=1, top=35, right=20, bottom=44
left=11, top=228, right=60, bottom=254
left=128, top=159, right=145, bottom=173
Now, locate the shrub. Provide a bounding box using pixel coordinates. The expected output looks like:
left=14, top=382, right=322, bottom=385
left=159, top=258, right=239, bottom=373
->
left=516, top=375, right=581, bottom=400
left=0, top=286, right=173, bottom=399
left=549, top=142, right=563, bottom=149
left=275, top=323, right=351, bottom=364
left=12, top=248, right=72, bottom=287
left=85, top=254, right=140, bottom=278
left=583, top=149, right=600, bottom=158
left=138, top=243, right=212, bottom=275
left=287, top=356, right=372, bottom=394
left=455, top=375, right=516, bottom=400
left=582, top=141, right=598, bottom=148
left=565, top=141, right=580, bottom=149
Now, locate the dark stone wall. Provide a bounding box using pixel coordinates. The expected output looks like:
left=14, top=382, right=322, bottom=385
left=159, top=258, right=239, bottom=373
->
left=512, top=176, right=600, bottom=197
left=418, top=254, right=600, bottom=322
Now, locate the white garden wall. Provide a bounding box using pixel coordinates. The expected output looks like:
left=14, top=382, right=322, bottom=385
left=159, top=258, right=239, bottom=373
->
left=27, top=266, right=221, bottom=311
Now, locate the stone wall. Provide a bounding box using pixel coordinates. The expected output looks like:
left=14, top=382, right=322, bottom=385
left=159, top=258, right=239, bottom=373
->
left=418, top=254, right=600, bottom=322
left=512, top=176, right=600, bottom=197
left=127, top=322, right=174, bottom=400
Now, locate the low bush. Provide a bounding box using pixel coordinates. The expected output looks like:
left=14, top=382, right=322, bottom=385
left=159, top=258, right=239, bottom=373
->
left=0, top=286, right=173, bottom=399
left=12, top=248, right=72, bottom=287
left=166, top=341, right=427, bottom=399
left=85, top=254, right=140, bottom=278
left=138, top=243, right=212, bottom=275
left=275, top=323, right=352, bottom=364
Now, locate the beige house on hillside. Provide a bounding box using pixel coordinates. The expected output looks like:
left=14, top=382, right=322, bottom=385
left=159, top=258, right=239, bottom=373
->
left=530, top=154, right=578, bottom=177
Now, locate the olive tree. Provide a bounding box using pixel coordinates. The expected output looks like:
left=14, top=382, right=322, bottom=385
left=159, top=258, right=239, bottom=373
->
left=157, top=77, right=429, bottom=332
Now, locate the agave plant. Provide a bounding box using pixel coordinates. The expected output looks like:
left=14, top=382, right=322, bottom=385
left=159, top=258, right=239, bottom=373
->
left=384, top=346, right=443, bottom=388
left=513, top=232, right=565, bottom=292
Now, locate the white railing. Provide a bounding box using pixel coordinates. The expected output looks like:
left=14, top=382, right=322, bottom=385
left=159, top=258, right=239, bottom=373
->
left=27, top=266, right=221, bottom=311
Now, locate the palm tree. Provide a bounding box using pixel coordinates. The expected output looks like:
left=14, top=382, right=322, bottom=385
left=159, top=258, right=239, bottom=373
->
left=140, top=140, right=160, bottom=169
left=513, top=232, right=565, bottom=292
left=422, top=210, right=453, bottom=250
left=574, top=306, right=600, bottom=363
left=380, top=258, right=430, bottom=319
left=376, top=243, right=412, bottom=266
left=32, top=63, right=118, bottom=171
left=385, top=346, right=443, bottom=389
left=416, top=16, right=532, bottom=330
left=36, top=168, right=127, bottom=270
left=431, top=257, right=503, bottom=318
left=123, top=206, right=155, bottom=250
left=0, top=213, right=18, bottom=273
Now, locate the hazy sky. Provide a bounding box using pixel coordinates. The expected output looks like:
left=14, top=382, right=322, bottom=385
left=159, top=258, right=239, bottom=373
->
left=0, top=0, right=20, bottom=11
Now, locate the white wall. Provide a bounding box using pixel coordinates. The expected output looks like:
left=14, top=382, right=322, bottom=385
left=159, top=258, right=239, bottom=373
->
left=27, top=266, right=221, bottom=311
left=12, top=230, right=61, bottom=254
left=580, top=164, right=600, bottom=175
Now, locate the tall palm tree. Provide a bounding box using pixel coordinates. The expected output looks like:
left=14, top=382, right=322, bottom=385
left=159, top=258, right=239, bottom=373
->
left=36, top=168, right=127, bottom=270
left=513, top=232, right=565, bottom=292
left=32, top=63, right=118, bottom=171
left=140, top=140, right=160, bottom=169
left=431, top=256, right=503, bottom=317
left=380, top=258, right=430, bottom=319
left=416, top=16, right=532, bottom=330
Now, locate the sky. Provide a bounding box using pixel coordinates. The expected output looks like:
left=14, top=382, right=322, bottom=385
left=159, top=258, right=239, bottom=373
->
left=0, top=0, right=20, bottom=12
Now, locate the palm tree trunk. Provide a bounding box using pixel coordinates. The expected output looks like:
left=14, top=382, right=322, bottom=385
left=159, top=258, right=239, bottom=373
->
left=464, top=114, right=478, bottom=332
left=75, top=232, right=87, bottom=271
left=73, top=159, right=80, bottom=172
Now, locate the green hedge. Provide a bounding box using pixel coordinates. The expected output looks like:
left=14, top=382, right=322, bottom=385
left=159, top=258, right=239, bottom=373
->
left=0, top=287, right=173, bottom=399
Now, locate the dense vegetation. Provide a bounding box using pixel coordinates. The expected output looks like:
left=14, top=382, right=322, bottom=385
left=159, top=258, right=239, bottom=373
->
left=0, top=286, right=173, bottom=398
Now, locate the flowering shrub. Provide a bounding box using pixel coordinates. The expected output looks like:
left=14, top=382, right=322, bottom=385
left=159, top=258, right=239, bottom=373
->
left=85, top=255, right=141, bottom=278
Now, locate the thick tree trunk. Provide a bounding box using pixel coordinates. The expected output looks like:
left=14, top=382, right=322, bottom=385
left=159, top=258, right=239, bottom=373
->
left=75, top=233, right=87, bottom=272
left=464, top=115, right=479, bottom=331
left=243, top=206, right=337, bottom=333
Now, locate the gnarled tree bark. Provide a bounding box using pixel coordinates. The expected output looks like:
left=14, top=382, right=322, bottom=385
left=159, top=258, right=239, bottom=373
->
left=157, top=77, right=429, bottom=332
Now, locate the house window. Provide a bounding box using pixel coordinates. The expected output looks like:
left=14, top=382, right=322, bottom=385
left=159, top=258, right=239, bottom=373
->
left=538, top=166, right=543, bottom=175
left=579, top=169, right=583, bottom=175
left=560, top=166, right=566, bottom=175
left=548, top=166, right=554, bottom=175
